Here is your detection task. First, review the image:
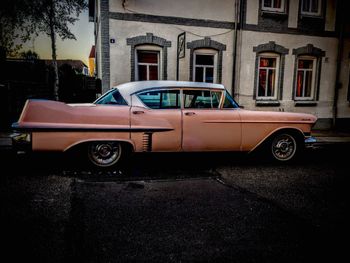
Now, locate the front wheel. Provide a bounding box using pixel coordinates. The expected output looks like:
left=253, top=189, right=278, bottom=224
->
left=88, top=141, right=122, bottom=168
left=270, top=133, right=299, bottom=162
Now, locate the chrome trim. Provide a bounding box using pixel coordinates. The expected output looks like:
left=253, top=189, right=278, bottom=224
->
left=11, top=132, right=32, bottom=152
left=11, top=124, right=174, bottom=133
left=305, top=136, right=317, bottom=146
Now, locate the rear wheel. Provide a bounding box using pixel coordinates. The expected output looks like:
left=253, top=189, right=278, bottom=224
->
left=88, top=141, right=122, bottom=168
left=270, top=133, right=298, bottom=162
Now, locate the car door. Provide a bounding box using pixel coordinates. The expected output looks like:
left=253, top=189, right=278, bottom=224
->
left=182, top=89, right=241, bottom=151
left=130, top=89, right=182, bottom=152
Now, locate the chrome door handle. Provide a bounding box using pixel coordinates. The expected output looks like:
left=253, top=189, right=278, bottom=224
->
left=132, top=110, right=144, bottom=114
left=184, top=112, right=196, bottom=116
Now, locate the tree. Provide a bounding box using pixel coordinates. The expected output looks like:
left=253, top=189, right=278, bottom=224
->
left=29, top=0, right=87, bottom=100
left=0, top=0, right=34, bottom=60
left=20, top=50, right=40, bottom=60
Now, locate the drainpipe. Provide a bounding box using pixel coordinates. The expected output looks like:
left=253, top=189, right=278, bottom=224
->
left=333, top=4, right=344, bottom=129
left=232, top=0, right=239, bottom=97
left=232, top=0, right=244, bottom=99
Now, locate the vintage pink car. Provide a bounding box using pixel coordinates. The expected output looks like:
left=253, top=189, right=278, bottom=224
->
left=12, top=81, right=317, bottom=168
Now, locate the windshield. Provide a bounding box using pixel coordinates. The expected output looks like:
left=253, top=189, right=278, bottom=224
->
left=223, top=90, right=239, bottom=108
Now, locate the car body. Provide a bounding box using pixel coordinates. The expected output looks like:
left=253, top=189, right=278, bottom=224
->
left=12, top=81, right=317, bottom=167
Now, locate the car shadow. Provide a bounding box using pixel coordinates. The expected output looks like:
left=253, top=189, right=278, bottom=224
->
left=1, top=143, right=347, bottom=180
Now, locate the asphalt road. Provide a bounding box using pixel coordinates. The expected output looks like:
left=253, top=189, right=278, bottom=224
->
left=0, top=145, right=348, bottom=262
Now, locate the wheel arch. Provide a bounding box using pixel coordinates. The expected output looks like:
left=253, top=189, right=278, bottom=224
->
left=249, top=127, right=305, bottom=153
left=63, top=139, right=136, bottom=153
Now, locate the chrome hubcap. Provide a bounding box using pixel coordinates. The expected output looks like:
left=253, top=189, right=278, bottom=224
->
left=88, top=142, right=121, bottom=167
left=272, top=134, right=296, bottom=161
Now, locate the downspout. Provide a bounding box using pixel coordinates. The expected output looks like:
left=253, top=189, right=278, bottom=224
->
left=232, top=0, right=244, bottom=99
left=232, top=0, right=239, bottom=96
left=333, top=3, right=344, bottom=129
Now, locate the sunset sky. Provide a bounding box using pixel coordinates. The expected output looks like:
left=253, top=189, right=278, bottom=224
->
left=22, top=9, right=94, bottom=65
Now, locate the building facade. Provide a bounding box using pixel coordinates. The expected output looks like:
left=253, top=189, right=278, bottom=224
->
left=89, top=0, right=350, bottom=129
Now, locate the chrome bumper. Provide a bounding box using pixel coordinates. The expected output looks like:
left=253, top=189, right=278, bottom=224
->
left=305, top=136, right=317, bottom=148
left=11, top=132, right=32, bottom=153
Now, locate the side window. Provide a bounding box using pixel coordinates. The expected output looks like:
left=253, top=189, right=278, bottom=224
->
left=95, top=89, right=128, bottom=105
left=183, top=90, right=221, bottom=109
left=138, top=90, right=180, bottom=109
left=211, top=91, right=222, bottom=108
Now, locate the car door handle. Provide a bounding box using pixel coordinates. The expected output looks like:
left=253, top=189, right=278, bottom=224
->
left=185, top=112, right=196, bottom=116
left=132, top=110, right=144, bottom=115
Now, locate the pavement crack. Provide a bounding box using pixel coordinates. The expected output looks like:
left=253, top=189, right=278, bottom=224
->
left=213, top=170, right=320, bottom=231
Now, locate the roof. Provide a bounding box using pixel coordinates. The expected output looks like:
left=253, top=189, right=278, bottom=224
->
left=44, top=59, right=88, bottom=71
left=115, top=81, right=225, bottom=102
left=89, top=45, right=95, bottom=58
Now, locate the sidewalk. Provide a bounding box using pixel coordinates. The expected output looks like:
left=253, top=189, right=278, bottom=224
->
left=311, top=129, right=350, bottom=144
left=1, top=129, right=350, bottom=150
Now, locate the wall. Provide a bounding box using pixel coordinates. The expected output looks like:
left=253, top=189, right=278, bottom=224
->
left=109, top=0, right=236, bottom=22
left=237, top=30, right=338, bottom=120
left=109, top=20, right=234, bottom=91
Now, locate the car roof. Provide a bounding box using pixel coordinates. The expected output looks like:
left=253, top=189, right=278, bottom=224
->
left=114, top=81, right=225, bottom=102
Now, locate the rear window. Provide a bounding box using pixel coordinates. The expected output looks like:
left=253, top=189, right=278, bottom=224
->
left=95, top=89, right=128, bottom=105
left=137, top=90, right=180, bottom=109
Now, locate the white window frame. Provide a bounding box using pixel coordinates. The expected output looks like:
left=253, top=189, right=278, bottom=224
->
left=193, top=49, right=218, bottom=83
left=135, top=45, right=162, bottom=81
left=300, top=0, right=322, bottom=17
left=261, top=0, right=285, bottom=13
left=256, top=53, right=280, bottom=100
left=295, top=56, right=317, bottom=100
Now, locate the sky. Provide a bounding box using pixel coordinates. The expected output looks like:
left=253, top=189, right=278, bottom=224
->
left=22, top=9, right=94, bottom=65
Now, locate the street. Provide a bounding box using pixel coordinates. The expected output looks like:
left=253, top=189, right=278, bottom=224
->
left=0, top=145, right=348, bottom=262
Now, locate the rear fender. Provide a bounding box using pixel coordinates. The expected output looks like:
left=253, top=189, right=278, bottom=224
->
left=64, top=139, right=136, bottom=152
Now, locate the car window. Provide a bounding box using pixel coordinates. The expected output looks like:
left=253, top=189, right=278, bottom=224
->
left=211, top=91, right=222, bottom=108
left=223, top=91, right=239, bottom=109
left=138, top=90, right=180, bottom=109
left=95, top=89, right=128, bottom=105
left=183, top=90, right=221, bottom=109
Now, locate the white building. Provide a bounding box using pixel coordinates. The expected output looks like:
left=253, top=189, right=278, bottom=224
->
left=89, top=0, right=350, bottom=130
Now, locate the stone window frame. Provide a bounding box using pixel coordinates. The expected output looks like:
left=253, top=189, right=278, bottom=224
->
left=127, top=33, right=171, bottom=81
left=292, top=44, right=325, bottom=106
left=253, top=41, right=289, bottom=106
left=187, top=37, right=226, bottom=84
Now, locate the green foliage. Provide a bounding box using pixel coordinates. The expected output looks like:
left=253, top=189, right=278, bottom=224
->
left=0, top=0, right=35, bottom=57
left=30, top=0, right=88, bottom=40
left=19, top=50, right=40, bottom=60
left=0, top=0, right=88, bottom=58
